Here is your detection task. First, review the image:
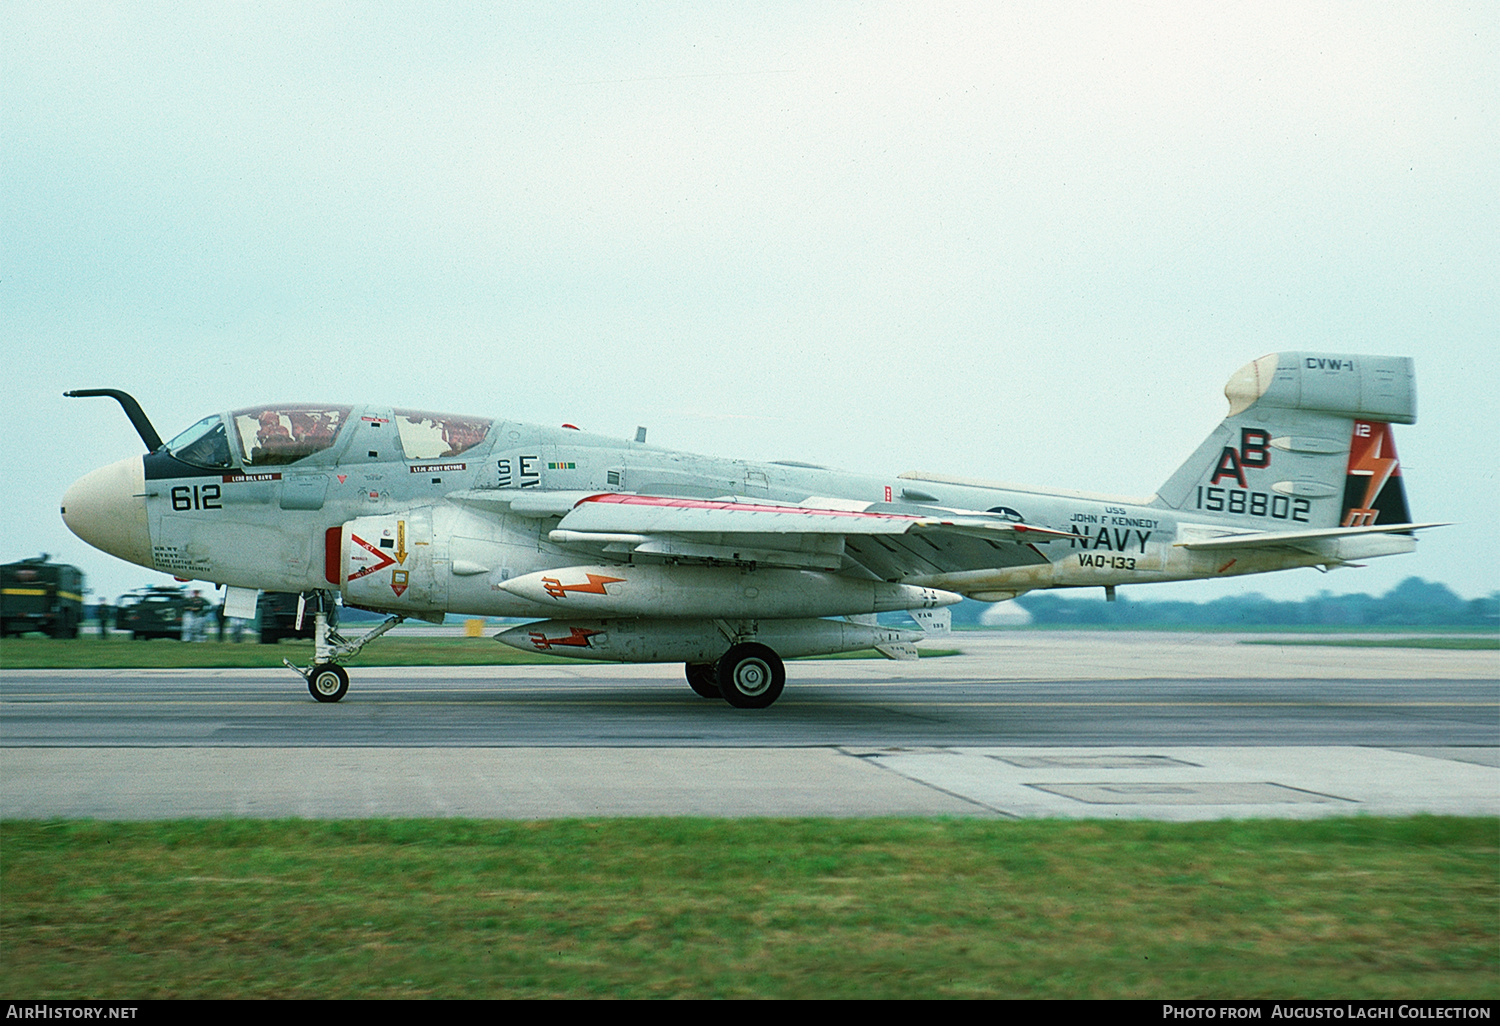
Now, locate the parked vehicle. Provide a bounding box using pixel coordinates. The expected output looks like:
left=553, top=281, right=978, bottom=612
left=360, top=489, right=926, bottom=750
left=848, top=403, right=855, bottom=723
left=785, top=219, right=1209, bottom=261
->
left=1, top=555, right=85, bottom=638
left=257, top=592, right=316, bottom=644
left=115, top=585, right=189, bottom=640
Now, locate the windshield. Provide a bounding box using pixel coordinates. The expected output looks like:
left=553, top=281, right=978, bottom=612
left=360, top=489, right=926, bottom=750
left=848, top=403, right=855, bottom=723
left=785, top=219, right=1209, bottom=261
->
left=232, top=405, right=351, bottom=466
left=166, top=415, right=235, bottom=469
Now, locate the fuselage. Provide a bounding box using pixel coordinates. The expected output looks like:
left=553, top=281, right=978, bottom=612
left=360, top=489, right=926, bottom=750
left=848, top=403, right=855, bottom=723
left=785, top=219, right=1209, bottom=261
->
left=58, top=355, right=1429, bottom=707
left=61, top=400, right=1355, bottom=619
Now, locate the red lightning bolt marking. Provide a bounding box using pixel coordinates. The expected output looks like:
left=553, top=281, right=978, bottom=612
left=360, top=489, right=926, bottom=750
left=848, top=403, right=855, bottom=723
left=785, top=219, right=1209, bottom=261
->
left=540, top=573, right=625, bottom=599
left=1343, top=422, right=1400, bottom=527
left=528, top=627, right=603, bottom=650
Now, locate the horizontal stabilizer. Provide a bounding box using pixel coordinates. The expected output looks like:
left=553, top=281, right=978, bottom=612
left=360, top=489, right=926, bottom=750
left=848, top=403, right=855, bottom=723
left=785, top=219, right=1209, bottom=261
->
left=1175, top=522, right=1448, bottom=551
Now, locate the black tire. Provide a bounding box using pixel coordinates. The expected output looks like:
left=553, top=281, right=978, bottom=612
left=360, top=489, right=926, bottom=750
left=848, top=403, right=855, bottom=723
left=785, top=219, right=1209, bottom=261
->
left=715, top=643, right=785, bottom=709
left=308, top=663, right=349, bottom=703
left=685, top=662, right=720, bottom=698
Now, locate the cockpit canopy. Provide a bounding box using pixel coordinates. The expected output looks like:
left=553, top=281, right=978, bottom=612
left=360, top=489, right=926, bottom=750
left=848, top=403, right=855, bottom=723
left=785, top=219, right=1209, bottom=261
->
left=234, top=405, right=351, bottom=466
left=163, top=405, right=494, bottom=469
left=391, top=409, right=493, bottom=460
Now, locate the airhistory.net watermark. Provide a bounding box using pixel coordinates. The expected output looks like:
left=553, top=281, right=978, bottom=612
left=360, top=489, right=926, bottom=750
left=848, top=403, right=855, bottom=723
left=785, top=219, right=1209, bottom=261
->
left=6, top=1007, right=137, bottom=1020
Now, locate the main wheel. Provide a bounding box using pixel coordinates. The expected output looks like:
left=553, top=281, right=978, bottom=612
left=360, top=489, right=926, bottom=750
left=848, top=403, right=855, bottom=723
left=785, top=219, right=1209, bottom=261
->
left=308, top=663, right=349, bottom=703
left=685, top=662, right=720, bottom=698
left=715, top=643, right=785, bottom=709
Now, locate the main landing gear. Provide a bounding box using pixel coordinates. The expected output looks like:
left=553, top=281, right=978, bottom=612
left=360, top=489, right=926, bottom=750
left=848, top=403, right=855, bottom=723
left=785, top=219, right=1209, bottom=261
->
left=685, top=642, right=786, bottom=709
left=283, top=592, right=404, bottom=703
left=685, top=662, right=720, bottom=698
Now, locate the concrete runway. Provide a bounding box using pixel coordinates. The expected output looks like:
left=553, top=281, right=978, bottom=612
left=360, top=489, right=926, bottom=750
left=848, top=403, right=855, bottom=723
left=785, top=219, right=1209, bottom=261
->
left=2, top=632, right=1496, bottom=820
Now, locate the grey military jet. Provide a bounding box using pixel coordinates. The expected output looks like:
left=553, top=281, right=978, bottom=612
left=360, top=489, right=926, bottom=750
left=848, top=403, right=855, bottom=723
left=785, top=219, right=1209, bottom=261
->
left=62, top=352, right=1442, bottom=707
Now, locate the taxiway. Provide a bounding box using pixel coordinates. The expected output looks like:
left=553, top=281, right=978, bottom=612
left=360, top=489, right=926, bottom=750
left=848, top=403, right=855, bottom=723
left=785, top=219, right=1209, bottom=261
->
left=3, top=632, right=1495, bottom=820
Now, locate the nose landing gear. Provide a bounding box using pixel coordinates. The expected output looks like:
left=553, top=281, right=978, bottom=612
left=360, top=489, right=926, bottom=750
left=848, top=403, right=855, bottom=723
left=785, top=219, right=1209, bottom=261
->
left=283, top=592, right=404, bottom=703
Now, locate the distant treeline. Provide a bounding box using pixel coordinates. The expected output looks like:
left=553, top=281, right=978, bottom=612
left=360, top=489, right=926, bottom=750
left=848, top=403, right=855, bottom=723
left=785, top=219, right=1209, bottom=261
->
left=952, top=577, right=1499, bottom=628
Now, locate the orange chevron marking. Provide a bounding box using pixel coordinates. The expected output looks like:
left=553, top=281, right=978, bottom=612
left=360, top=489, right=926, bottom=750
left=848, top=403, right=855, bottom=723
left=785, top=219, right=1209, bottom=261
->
left=347, top=534, right=396, bottom=581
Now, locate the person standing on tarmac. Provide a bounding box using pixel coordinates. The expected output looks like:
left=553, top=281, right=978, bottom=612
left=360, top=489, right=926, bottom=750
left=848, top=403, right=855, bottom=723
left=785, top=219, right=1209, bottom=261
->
left=183, top=589, right=211, bottom=642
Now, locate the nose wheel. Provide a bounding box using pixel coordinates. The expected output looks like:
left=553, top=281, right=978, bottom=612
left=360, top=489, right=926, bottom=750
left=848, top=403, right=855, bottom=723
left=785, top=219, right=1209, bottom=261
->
left=308, top=663, right=349, bottom=703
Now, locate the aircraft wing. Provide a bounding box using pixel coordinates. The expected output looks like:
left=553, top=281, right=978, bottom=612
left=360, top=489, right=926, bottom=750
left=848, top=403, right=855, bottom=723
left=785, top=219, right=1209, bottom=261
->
left=453, top=490, right=1067, bottom=575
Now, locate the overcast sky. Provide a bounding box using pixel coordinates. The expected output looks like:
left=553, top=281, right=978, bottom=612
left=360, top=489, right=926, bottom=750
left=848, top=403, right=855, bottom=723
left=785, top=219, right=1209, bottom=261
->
left=4, top=1, right=1496, bottom=606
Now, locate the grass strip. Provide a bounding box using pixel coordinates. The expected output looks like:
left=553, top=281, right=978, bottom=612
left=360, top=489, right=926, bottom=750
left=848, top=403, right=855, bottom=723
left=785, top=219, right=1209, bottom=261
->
left=0, top=637, right=954, bottom=670
left=1239, top=637, right=1499, bottom=650
left=0, top=636, right=575, bottom=670
left=3, top=816, right=1494, bottom=999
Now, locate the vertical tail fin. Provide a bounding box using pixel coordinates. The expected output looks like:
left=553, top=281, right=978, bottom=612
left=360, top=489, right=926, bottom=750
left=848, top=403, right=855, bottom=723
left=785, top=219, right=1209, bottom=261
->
left=1152, top=353, right=1416, bottom=530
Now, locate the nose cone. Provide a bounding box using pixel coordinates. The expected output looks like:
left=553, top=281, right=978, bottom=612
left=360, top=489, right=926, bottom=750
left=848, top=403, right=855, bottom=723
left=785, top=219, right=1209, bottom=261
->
left=62, top=457, right=153, bottom=569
